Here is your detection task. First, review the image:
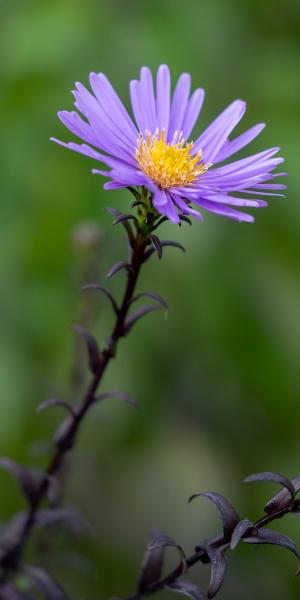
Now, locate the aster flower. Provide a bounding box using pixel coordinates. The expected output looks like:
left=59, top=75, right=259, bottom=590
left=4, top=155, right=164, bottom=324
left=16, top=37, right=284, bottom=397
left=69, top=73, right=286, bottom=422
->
left=51, top=65, right=286, bottom=224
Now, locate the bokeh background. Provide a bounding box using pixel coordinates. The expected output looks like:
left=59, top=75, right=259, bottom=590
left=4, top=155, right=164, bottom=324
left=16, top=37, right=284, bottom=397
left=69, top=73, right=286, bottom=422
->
left=1, top=0, right=300, bottom=598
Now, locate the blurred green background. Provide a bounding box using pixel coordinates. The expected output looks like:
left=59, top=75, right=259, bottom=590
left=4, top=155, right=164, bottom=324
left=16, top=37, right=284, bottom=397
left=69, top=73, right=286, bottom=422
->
left=0, top=0, right=300, bottom=598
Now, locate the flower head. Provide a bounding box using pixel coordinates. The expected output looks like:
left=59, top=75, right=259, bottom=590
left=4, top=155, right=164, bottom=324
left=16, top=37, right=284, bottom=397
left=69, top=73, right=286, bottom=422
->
left=52, top=65, right=286, bottom=224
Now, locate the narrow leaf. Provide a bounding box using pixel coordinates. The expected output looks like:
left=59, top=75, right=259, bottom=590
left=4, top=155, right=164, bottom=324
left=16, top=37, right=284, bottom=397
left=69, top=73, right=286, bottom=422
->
left=34, top=508, right=94, bottom=536
left=265, top=475, right=300, bottom=514
left=243, top=471, right=295, bottom=502
left=81, top=284, right=119, bottom=315
left=138, top=529, right=165, bottom=592
left=147, top=533, right=187, bottom=571
left=144, top=240, right=186, bottom=261
left=107, top=261, right=134, bottom=279
left=230, top=519, right=255, bottom=549
left=113, top=213, right=139, bottom=228
left=73, top=325, right=102, bottom=375
left=205, top=546, right=228, bottom=599
left=25, top=566, right=70, bottom=600
left=106, top=207, right=135, bottom=246
left=180, top=215, right=192, bottom=226
left=93, top=390, right=138, bottom=409
left=129, top=292, right=168, bottom=310
left=244, top=528, right=300, bottom=561
left=149, top=234, right=163, bottom=259
left=166, top=580, right=207, bottom=600
left=0, top=512, right=27, bottom=557
left=37, top=398, right=73, bottom=416
left=0, top=459, right=40, bottom=505
left=123, top=305, right=161, bottom=335
left=189, top=492, right=239, bottom=539
left=131, top=199, right=147, bottom=209
left=0, top=584, right=35, bottom=600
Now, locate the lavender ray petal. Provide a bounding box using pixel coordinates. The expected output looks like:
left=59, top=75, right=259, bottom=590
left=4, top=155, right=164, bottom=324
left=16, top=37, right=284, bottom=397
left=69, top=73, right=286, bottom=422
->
left=168, top=73, right=191, bottom=142
left=57, top=111, right=99, bottom=146
left=182, top=88, right=205, bottom=140
left=73, top=83, right=136, bottom=161
left=214, top=123, right=266, bottom=163
left=156, top=64, right=171, bottom=135
left=192, top=100, right=246, bottom=159
left=89, top=72, right=138, bottom=143
left=152, top=189, right=180, bottom=223
left=171, top=194, right=204, bottom=219
left=202, top=193, right=268, bottom=207
left=193, top=197, right=255, bottom=222
left=139, top=66, right=158, bottom=133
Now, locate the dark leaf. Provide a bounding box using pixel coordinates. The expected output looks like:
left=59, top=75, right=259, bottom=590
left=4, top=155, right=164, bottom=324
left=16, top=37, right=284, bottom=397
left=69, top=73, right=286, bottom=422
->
left=127, top=186, right=142, bottom=202
left=106, top=207, right=136, bottom=247
left=138, top=529, right=165, bottom=592
left=73, top=325, right=102, bottom=375
left=81, top=284, right=119, bottom=315
left=244, top=528, right=300, bottom=561
left=243, top=472, right=295, bottom=505
left=189, top=492, right=239, bottom=539
left=131, top=200, right=147, bottom=209
left=180, top=215, right=192, bottom=226
left=34, top=508, right=94, bottom=536
left=25, top=566, right=70, bottom=600
left=147, top=533, right=187, bottom=571
left=123, top=305, right=161, bottom=335
left=113, top=213, right=139, bottom=228
left=265, top=476, right=300, bottom=514
left=166, top=580, right=207, bottom=600
left=93, top=390, right=138, bottom=409
left=129, top=291, right=168, bottom=310
left=0, top=512, right=26, bottom=558
left=107, top=260, right=134, bottom=279
left=37, top=398, right=73, bottom=416
left=151, top=216, right=169, bottom=231
left=0, top=459, right=40, bottom=505
left=205, top=546, right=228, bottom=599
left=230, top=519, right=255, bottom=550
left=149, top=235, right=163, bottom=259
left=0, top=584, right=35, bottom=600
left=144, top=240, right=185, bottom=261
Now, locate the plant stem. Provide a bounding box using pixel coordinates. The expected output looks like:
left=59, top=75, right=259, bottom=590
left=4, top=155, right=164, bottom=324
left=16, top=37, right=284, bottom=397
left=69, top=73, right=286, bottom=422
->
left=124, top=503, right=299, bottom=600
left=0, top=230, right=146, bottom=581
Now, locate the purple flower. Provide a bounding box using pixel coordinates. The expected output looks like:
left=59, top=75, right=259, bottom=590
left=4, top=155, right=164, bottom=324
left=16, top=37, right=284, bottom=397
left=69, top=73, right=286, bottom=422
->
left=51, top=65, right=286, bottom=224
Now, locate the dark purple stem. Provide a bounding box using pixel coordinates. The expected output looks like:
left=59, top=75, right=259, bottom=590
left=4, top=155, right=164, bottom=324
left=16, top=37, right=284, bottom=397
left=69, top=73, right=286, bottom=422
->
left=124, top=503, right=299, bottom=600
left=0, top=231, right=147, bottom=581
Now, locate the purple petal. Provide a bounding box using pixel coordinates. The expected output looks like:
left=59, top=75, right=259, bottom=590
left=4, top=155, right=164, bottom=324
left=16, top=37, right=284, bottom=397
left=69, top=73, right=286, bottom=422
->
left=152, top=189, right=180, bottom=223
left=202, top=193, right=268, bottom=207
left=204, top=148, right=281, bottom=178
left=50, top=138, right=133, bottom=170
left=73, top=83, right=136, bottom=163
left=93, top=165, right=147, bottom=186
left=193, top=100, right=246, bottom=161
left=57, top=111, right=99, bottom=146
left=130, top=80, right=147, bottom=134
left=139, top=66, right=157, bottom=133
left=194, top=197, right=255, bottom=222
left=89, top=72, right=138, bottom=144
left=168, top=73, right=191, bottom=142
left=214, top=123, right=266, bottom=163
left=156, top=64, right=171, bottom=134
left=171, top=194, right=203, bottom=219
left=181, top=88, right=205, bottom=140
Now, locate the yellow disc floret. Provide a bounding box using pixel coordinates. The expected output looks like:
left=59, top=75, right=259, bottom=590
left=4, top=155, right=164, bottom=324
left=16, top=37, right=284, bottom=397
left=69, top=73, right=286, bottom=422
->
left=135, top=130, right=209, bottom=189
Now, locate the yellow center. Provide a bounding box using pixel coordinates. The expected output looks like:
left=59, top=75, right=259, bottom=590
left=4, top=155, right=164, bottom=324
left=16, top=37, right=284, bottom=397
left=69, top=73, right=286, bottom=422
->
left=135, top=130, right=209, bottom=189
